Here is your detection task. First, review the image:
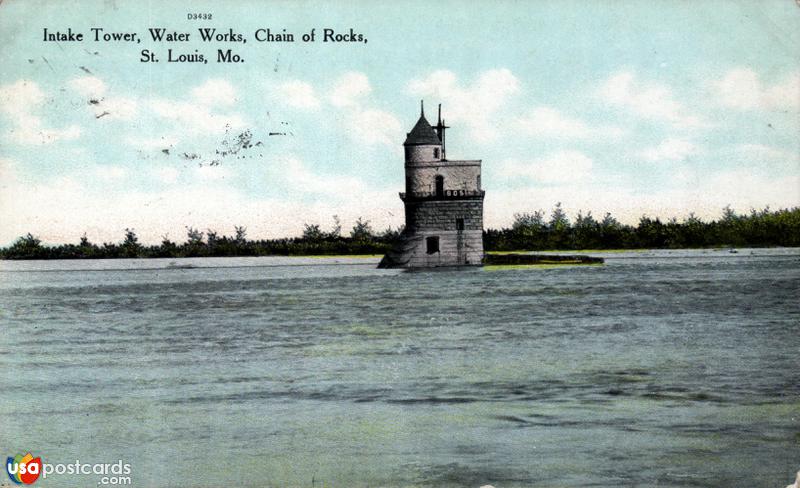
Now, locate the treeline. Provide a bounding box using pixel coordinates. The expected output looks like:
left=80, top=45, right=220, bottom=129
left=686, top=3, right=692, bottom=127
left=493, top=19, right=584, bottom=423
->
left=2, top=205, right=799, bottom=260
left=485, top=204, right=800, bottom=251
left=0, top=217, right=399, bottom=260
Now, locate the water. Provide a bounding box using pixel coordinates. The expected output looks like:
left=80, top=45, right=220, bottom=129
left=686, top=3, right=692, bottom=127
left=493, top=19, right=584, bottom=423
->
left=1, top=249, right=798, bottom=488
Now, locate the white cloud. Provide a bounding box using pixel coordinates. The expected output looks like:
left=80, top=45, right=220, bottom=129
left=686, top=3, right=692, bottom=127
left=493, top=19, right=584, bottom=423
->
left=291, top=72, right=402, bottom=147
left=0, top=156, right=402, bottom=245
left=97, top=96, right=138, bottom=120
left=9, top=120, right=82, bottom=145
left=93, top=165, right=128, bottom=181
left=0, top=79, right=81, bottom=144
left=152, top=166, right=180, bottom=184
left=498, top=150, right=594, bottom=184
left=276, top=80, right=320, bottom=109
left=69, top=76, right=107, bottom=98
left=329, top=72, right=372, bottom=107
left=638, top=138, right=699, bottom=162
left=713, top=69, right=799, bottom=111
left=516, top=106, right=626, bottom=139
left=274, top=155, right=368, bottom=196
left=407, top=69, right=521, bottom=143
left=126, top=135, right=180, bottom=150
left=194, top=165, right=233, bottom=181
left=149, top=98, right=245, bottom=134
left=485, top=166, right=799, bottom=229
left=598, top=71, right=707, bottom=128
left=68, top=76, right=138, bottom=120
left=734, top=143, right=798, bottom=163
left=191, top=79, right=237, bottom=107
left=345, top=108, right=403, bottom=147
left=139, top=79, right=245, bottom=135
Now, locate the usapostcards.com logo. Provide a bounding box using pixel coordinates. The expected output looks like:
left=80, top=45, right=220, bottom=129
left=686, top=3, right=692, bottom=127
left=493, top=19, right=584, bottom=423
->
left=5, top=453, right=42, bottom=485
left=6, top=453, right=132, bottom=485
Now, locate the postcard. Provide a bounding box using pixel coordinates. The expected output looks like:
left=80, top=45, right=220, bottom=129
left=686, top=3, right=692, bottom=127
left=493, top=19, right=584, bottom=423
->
left=1, top=1, right=798, bottom=487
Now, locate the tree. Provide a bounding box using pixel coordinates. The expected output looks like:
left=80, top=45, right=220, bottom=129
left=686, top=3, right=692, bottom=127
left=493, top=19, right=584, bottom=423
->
left=234, top=225, right=247, bottom=244
left=512, top=211, right=545, bottom=231
left=548, top=202, right=571, bottom=249
left=302, top=223, right=324, bottom=241
left=601, top=212, right=620, bottom=228
left=329, top=215, right=342, bottom=239
left=206, top=229, right=219, bottom=247
left=350, top=217, right=374, bottom=242
left=186, top=226, right=204, bottom=245
left=721, top=205, right=737, bottom=223
left=5, top=233, right=44, bottom=259
left=549, top=202, right=570, bottom=232
left=121, top=228, right=142, bottom=257
left=573, top=211, right=599, bottom=249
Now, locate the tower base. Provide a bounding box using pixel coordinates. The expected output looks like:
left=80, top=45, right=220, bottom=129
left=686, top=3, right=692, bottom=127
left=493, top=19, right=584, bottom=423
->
left=378, top=229, right=483, bottom=269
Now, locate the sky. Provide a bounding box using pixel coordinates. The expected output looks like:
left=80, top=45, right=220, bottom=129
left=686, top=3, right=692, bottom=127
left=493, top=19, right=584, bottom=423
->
left=0, top=0, right=798, bottom=245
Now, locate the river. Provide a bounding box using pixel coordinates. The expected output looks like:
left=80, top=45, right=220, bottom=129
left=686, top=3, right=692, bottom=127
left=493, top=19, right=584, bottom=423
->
left=1, top=249, right=798, bottom=487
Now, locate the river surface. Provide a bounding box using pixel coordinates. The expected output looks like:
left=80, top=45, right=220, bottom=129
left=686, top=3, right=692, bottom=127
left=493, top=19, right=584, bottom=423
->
left=1, top=249, right=798, bottom=488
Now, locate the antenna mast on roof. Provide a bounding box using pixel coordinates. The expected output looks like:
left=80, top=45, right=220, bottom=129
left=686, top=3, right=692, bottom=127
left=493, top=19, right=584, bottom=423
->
left=435, top=103, right=449, bottom=160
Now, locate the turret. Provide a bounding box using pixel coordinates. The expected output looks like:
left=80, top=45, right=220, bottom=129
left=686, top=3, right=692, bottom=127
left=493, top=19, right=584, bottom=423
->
left=403, top=101, right=442, bottom=164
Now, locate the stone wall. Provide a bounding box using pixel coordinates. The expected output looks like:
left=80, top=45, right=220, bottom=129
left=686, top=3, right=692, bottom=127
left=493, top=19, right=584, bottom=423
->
left=405, top=199, right=484, bottom=231
left=405, top=160, right=481, bottom=195
left=405, top=230, right=484, bottom=267
left=405, top=144, right=442, bottom=164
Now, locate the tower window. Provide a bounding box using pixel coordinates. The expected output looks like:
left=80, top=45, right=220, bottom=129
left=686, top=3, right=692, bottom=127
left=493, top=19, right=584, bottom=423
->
left=456, top=218, right=464, bottom=230
left=477, top=175, right=481, bottom=190
left=426, top=236, right=440, bottom=254
left=434, top=147, right=440, bottom=159
left=435, top=175, right=444, bottom=196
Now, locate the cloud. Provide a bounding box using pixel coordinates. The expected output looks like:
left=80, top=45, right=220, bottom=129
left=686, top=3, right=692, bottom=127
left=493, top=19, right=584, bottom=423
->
left=69, top=76, right=107, bottom=98
left=273, top=155, right=368, bottom=196
left=0, top=156, right=401, bottom=246
left=598, top=71, right=707, bottom=127
left=190, top=79, right=237, bottom=107
left=486, top=166, right=799, bottom=229
left=734, top=143, right=798, bottom=163
left=68, top=76, right=138, bottom=120
left=126, top=135, right=180, bottom=150
left=276, top=80, right=320, bottom=109
left=9, top=120, right=81, bottom=145
left=0, top=79, right=81, bottom=144
left=194, top=165, right=233, bottom=181
left=498, top=150, right=594, bottom=184
left=345, top=108, right=403, bottom=147
left=713, top=69, right=799, bottom=111
left=93, top=165, right=129, bottom=181
left=152, top=166, right=180, bottom=184
left=329, top=72, right=371, bottom=107
left=407, top=69, right=521, bottom=143
left=307, top=72, right=402, bottom=147
left=638, top=138, right=699, bottom=162
left=143, top=79, right=245, bottom=134
left=149, top=98, right=245, bottom=134
left=516, top=106, right=626, bottom=139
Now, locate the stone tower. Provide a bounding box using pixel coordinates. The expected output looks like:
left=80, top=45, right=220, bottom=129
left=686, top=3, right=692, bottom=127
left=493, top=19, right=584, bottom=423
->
left=379, top=102, right=485, bottom=268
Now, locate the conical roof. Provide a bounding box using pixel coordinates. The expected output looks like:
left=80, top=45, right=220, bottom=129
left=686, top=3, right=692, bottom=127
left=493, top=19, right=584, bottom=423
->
left=403, top=114, right=442, bottom=146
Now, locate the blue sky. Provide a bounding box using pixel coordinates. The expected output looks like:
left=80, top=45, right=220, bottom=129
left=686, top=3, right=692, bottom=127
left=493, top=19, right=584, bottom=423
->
left=1, top=0, right=798, bottom=244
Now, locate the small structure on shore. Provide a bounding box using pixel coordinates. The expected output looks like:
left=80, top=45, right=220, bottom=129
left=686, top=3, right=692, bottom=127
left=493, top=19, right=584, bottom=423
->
left=379, top=102, right=485, bottom=268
